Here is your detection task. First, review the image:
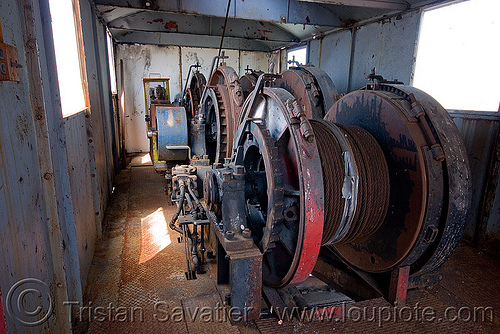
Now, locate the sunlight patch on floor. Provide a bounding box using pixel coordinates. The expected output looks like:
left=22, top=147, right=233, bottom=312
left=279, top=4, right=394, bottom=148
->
left=139, top=207, right=171, bottom=264
left=141, top=153, right=152, bottom=165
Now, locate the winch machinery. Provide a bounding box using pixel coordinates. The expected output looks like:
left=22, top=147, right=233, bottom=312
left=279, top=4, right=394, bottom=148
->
left=150, top=56, right=471, bottom=321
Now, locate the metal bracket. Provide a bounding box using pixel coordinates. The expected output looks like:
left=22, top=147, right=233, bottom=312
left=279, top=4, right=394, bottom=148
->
left=0, top=42, right=21, bottom=82
left=409, top=93, right=445, bottom=161
left=166, top=145, right=191, bottom=160
left=388, top=266, right=410, bottom=306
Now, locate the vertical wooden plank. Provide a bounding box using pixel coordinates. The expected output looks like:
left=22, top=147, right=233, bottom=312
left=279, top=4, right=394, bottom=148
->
left=19, top=0, right=80, bottom=330
left=72, top=0, right=90, bottom=107
left=64, top=112, right=98, bottom=288
left=84, top=108, right=103, bottom=238
left=0, top=18, right=3, bottom=43
left=78, top=0, right=115, bottom=238
left=90, top=5, right=113, bottom=196
left=0, top=287, right=6, bottom=334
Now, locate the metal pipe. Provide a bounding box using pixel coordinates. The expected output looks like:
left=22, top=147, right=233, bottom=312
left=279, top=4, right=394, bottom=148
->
left=169, top=183, right=186, bottom=234
left=184, top=191, right=197, bottom=217
left=182, top=63, right=202, bottom=100
left=187, top=182, right=205, bottom=215
left=183, top=223, right=192, bottom=277
left=191, top=224, right=200, bottom=269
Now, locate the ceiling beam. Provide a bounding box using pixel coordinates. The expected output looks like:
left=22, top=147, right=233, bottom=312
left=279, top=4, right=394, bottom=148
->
left=94, top=0, right=344, bottom=27
left=296, top=0, right=409, bottom=10
left=109, top=29, right=290, bottom=51
left=103, top=9, right=299, bottom=43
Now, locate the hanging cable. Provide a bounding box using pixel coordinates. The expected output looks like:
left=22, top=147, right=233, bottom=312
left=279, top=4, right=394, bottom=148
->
left=216, top=0, right=232, bottom=68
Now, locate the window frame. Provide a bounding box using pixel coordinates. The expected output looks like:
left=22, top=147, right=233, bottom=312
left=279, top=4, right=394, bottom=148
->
left=49, top=0, right=89, bottom=117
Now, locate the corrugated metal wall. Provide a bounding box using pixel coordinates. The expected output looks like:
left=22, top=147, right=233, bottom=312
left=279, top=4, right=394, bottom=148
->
left=115, top=44, right=272, bottom=152
left=450, top=112, right=500, bottom=242
left=0, top=0, right=116, bottom=332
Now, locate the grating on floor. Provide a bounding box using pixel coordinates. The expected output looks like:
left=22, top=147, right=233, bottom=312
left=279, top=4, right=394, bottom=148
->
left=79, top=163, right=500, bottom=333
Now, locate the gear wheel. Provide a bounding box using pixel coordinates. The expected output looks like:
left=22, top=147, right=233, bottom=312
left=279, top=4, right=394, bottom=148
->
left=214, top=88, right=228, bottom=161
left=203, top=86, right=228, bottom=164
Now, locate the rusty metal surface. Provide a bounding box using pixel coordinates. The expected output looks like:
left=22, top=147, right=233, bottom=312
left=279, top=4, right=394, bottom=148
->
left=201, top=85, right=231, bottom=163
left=255, top=288, right=497, bottom=333
left=117, top=45, right=269, bottom=153
left=325, top=88, right=431, bottom=272
left=326, top=84, right=470, bottom=274
left=209, top=66, right=245, bottom=126
left=239, top=70, right=263, bottom=100
left=184, top=72, right=206, bottom=119
left=233, top=86, right=325, bottom=288
left=198, top=65, right=245, bottom=164
left=387, top=266, right=410, bottom=306
left=0, top=41, right=21, bottom=82
left=394, top=85, right=471, bottom=276
left=299, top=65, right=340, bottom=113
left=324, top=84, right=471, bottom=276
left=228, top=248, right=263, bottom=321
left=273, top=66, right=339, bottom=120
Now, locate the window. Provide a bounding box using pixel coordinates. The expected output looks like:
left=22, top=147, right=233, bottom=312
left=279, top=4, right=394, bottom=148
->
left=106, top=29, right=117, bottom=94
left=49, top=0, right=86, bottom=117
left=287, top=46, right=307, bottom=69
left=413, top=0, right=500, bottom=112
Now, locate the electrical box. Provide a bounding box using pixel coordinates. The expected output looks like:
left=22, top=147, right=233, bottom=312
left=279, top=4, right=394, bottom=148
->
left=0, top=42, right=21, bottom=82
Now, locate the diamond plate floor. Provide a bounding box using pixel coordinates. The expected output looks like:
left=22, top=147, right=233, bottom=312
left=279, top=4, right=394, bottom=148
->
left=80, top=161, right=500, bottom=333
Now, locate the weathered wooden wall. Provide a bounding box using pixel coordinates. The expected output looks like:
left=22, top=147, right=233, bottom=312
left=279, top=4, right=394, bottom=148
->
left=0, top=0, right=117, bottom=331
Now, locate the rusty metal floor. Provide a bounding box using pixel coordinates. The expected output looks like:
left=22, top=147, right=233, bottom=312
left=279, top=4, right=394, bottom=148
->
left=79, top=158, right=500, bottom=333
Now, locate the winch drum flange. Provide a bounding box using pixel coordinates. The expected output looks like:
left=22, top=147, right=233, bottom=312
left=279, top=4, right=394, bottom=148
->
left=206, top=85, right=326, bottom=288
left=324, top=84, right=471, bottom=275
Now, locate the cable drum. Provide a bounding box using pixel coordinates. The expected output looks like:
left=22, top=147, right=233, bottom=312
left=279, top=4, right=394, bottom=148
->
left=311, top=120, right=390, bottom=245
left=310, top=121, right=345, bottom=245
left=337, top=125, right=390, bottom=242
